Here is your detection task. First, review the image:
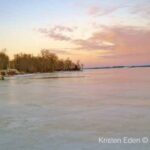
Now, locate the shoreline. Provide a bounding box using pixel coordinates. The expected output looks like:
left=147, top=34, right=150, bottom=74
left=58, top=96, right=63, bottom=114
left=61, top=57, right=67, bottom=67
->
left=0, top=69, right=83, bottom=79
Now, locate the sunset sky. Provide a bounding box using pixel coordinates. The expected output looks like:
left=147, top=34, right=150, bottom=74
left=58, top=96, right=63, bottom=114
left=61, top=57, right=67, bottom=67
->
left=0, top=0, right=150, bottom=67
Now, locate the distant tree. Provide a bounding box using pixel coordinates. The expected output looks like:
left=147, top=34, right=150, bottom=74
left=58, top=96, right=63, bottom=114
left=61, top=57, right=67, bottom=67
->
left=64, top=58, right=75, bottom=70
left=56, top=59, right=65, bottom=71
left=40, top=49, right=58, bottom=72
left=11, top=49, right=81, bottom=73
left=0, top=49, right=9, bottom=70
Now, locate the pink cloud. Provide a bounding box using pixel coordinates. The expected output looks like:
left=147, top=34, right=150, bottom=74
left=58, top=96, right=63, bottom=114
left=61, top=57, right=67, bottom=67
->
left=90, top=25, right=150, bottom=64
left=73, top=25, right=150, bottom=64
left=96, top=26, right=150, bottom=53
left=73, top=39, right=114, bottom=51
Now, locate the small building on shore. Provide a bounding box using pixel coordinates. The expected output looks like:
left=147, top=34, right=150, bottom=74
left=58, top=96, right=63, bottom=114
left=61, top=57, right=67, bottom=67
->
left=0, top=69, right=20, bottom=76
left=0, top=74, right=4, bottom=80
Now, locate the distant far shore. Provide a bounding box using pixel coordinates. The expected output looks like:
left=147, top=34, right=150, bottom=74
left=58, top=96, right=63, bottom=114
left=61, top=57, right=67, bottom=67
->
left=85, top=65, right=150, bottom=70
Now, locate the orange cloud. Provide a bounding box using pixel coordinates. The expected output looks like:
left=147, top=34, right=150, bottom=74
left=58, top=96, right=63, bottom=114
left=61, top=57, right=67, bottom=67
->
left=48, top=49, right=71, bottom=55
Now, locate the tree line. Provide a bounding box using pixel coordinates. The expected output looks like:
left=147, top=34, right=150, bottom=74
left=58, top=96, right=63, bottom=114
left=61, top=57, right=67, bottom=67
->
left=0, top=49, right=82, bottom=73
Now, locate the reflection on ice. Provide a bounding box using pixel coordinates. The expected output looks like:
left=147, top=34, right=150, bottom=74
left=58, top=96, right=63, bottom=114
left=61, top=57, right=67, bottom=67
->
left=0, top=68, right=150, bottom=150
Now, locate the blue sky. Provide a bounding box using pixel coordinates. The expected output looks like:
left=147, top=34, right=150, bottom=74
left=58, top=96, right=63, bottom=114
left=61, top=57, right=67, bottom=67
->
left=0, top=0, right=150, bottom=67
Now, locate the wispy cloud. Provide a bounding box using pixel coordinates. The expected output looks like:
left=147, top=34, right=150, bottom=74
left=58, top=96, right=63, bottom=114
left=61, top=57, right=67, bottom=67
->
left=131, top=1, right=150, bottom=18
left=37, top=24, right=150, bottom=61
left=37, top=25, right=75, bottom=41
left=87, top=5, right=121, bottom=16
left=52, top=25, right=74, bottom=32
left=73, top=39, right=114, bottom=51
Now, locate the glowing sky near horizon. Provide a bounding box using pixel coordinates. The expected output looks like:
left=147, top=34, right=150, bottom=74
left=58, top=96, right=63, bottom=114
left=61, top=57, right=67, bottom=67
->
left=0, top=0, right=150, bottom=67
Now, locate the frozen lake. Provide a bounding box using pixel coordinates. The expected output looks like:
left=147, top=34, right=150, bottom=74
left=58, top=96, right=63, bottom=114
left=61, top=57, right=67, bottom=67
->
left=0, top=68, right=150, bottom=150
